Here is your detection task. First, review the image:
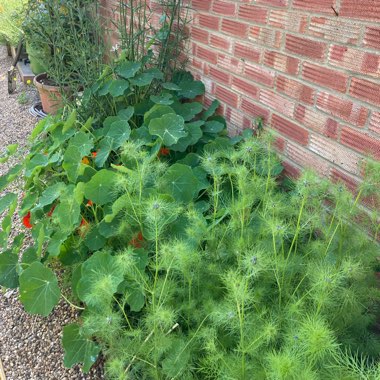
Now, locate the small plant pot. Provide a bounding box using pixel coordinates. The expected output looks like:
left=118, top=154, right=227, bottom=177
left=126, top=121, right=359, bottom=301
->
left=33, top=73, right=66, bottom=114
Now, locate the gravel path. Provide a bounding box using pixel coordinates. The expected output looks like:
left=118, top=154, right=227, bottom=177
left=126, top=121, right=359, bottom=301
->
left=0, top=46, right=104, bottom=380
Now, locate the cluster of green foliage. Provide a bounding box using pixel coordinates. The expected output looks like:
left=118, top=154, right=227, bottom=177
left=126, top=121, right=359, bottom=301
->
left=0, top=0, right=26, bottom=45
left=22, top=0, right=104, bottom=90
left=0, top=56, right=380, bottom=378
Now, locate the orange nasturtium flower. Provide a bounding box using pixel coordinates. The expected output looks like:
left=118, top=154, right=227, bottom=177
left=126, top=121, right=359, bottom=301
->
left=81, top=157, right=90, bottom=165
left=23, top=211, right=33, bottom=229
left=159, top=147, right=170, bottom=156
left=78, top=217, right=90, bottom=238
left=91, top=151, right=98, bottom=158
left=129, top=231, right=144, bottom=248
left=86, top=200, right=93, bottom=207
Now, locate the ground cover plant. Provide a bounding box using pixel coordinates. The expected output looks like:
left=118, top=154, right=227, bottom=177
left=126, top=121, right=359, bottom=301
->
left=0, top=60, right=379, bottom=377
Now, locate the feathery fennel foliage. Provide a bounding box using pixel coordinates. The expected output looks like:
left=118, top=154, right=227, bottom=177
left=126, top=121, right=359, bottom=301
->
left=73, top=134, right=379, bottom=379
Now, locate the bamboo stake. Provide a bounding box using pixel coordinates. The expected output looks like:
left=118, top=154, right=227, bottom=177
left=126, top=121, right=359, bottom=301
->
left=0, top=357, right=7, bottom=380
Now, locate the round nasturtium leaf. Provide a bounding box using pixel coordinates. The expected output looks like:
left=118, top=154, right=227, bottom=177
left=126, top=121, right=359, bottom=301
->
left=83, top=170, right=119, bottom=206
left=0, top=251, right=19, bottom=288
left=62, top=323, right=100, bottom=373
left=160, top=163, right=200, bottom=203
left=148, top=114, right=187, bottom=146
left=77, top=251, right=124, bottom=309
left=19, top=262, right=61, bottom=316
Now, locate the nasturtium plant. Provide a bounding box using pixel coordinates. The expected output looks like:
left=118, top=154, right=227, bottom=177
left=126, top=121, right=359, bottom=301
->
left=0, top=58, right=379, bottom=379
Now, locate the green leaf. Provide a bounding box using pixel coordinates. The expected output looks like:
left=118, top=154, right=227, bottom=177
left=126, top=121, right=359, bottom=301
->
left=162, top=82, right=181, bottom=91
left=20, top=192, right=38, bottom=216
left=63, top=146, right=83, bottom=183
left=0, top=251, right=19, bottom=288
left=108, top=79, right=130, bottom=97
left=126, top=285, right=145, bottom=312
left=161, top=164, right=200, bottom=203
left=69, top=132, right=93, bottom=157
left=37, top=183, right=66, bottom=208
left=178, top=80, right=205, bottom=99
left=172, top=102, right=203, bottom=121
left=202, top=99, right=220, bottom=120
left=0, top=164, right=22, bottom=191
left=203, top=120, right=225, bottom=134
left=150, top=93, right=174, bottom=105
left=77, top=251, right=124, bottom=308
left=84, top=170, right=118, bottom=206
left=117, top=106, right=134, bottom=121
left=170, top=121, right=203, bottom=152
left=98, top=80, right=112, bottom=96
left=129, top=68, right=162, bottom=86
left=21, top=246, right=38, bottom=266
left=106, top=120, right=131, bottom=148
left=149, top=114, right=187, bottom=146
left=62, top=324, right=100, bottom=373
left=95, top=137, right=113, bottom=167
left=25, top=154, right=49, bottom=177
left=0, top=193, right=17, bottom=214
left=62, top=110, right=77, bottom=133
left=116, top=61, right=142, bottom=79
left=84, top=226, right=107, bottom=251
left=52, top=197, right=81, bottom=234
left=19, top=262, right=61, bottom=316
left=144, top=104, right=175, bottom=126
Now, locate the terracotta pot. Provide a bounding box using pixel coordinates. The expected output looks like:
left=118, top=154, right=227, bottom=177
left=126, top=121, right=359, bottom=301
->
left=33, top=73, right=66, bottom=114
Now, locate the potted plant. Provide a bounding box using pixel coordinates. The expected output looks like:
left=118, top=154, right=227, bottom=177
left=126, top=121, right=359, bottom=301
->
left=23, top=0, right=104, bottom=114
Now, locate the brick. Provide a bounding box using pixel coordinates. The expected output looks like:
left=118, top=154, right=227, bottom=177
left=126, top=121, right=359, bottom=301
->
left=191, top=27, right=209, bottom=44
left=249, top=27, right=282, bottom=49
left=316, top=92, right=369, bottom=127
left=192, top=0, right=211, bottom=11
left=264, top=51, right=300, bottom=75
left=214, top=85, right=239, bottom=108
left=329, top=45, right=380, bottom=78
left=268, top=10, right=308, bottom=33
left=282, top=160, right=301, bottom=179
left=308, top=17, right=361, bottom=44
left=285, top=34, right=326, bottom=59
left=302, top=62, right=348, bottom=93
left=234, top=42, right=261, bottom=63
left=212, top=1, right=236, bottom=16
left=309, top=134, right=360, bottom=175
left=293, top=0, right=335, bottom=14
left=330, top=168, right=358, bottom=194
left=256, top=0, right=288, bottom=7
left=295, top=105, right=338, bottom=138
left=349, top=78, right=380, bottom=107
left=217, top=54, right=244, bottom=74
left=244, top=63, right=276, bottom=87
left=208, top=66, right=231, bottom=84
left=276, top=76, right=315, bottom=104
left=287, top=141, right=330, bottom=176
left=369, top=112, right=380, bottom=135
left=232, top=77, right=260, bottom=98
left=259, top=89, right=295, bottom=118
left=271, top=114, right=309, bottom=145
left=340, top=127, right=380, bottom=159
left=192, top=57, right=203, bottom=71
left=225, top=107, right=252, bottom=130
left=198, top=14, right=220, bottom=30
left=241, top=99, right=270, bottom=123
left=340, top=0, right=380, bottom=21
left=195, top=45, right=218, bottom=64
left=210, top=34, right=231, bottom=51
left=364, top=27, right=380, bottom=49
left=274, top=136, right=286, bottom=152
left=238, top=4, right=268, bottom=24
left=221, top=19, right=249, bottom=38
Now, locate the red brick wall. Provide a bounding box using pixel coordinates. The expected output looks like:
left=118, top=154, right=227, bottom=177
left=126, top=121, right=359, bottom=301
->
left=101, top=0, right=380, bottom=188
left=189, top=0, right=380, bottom=187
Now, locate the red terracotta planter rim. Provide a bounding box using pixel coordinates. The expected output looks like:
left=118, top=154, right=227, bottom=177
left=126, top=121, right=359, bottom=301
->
left=33, top=73, right=69, bottom=91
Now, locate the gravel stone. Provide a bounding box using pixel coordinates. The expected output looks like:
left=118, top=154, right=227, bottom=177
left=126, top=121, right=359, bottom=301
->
left=0, top=45, right=104, bottom=380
